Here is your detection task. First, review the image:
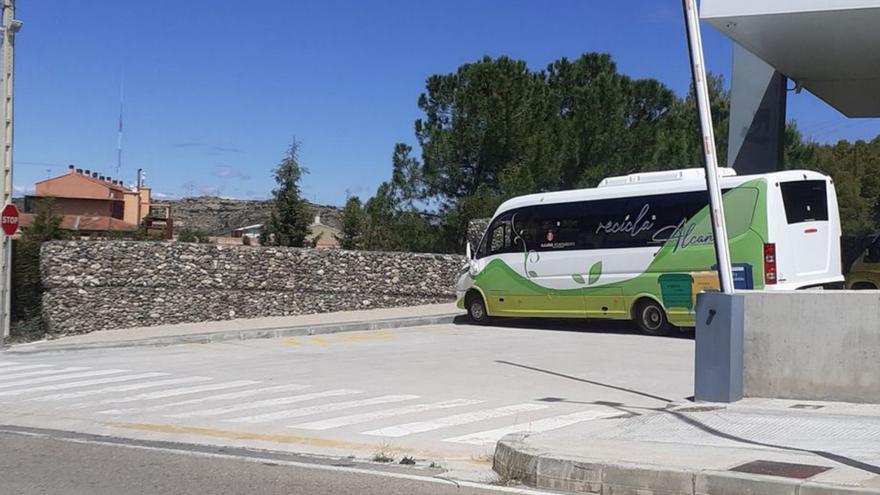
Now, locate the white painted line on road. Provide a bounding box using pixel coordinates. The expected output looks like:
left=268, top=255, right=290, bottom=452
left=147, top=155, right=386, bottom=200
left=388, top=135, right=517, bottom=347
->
left=363, top=403, right=549, bottom=438
left=0, top=369, right=129, bottom=390
left=0, top=364, right=56, bottom=375
left=0, top=372, right=171, bottom=398
left=443, top=409, right=620, bottom=445
left=290, top=399, right=484, bottom=431
left=0, top=366, right=90, bottom=382
left=0, top=361, right=20, bottom=367
left=166, top=389, right=363, bottom=419
left=228, top=394, right=420, bottom=425
left=96, top=384, right=312, bottom=416
left=0, top=425, right=562, bottom=495
left=50, top=377, right=212, bottom=405
left=95, top=380, right=259, bottom=405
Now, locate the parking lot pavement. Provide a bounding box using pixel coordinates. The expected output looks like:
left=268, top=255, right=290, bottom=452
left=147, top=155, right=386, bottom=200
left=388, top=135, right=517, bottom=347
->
left=0, top=319, right=694, bottom=479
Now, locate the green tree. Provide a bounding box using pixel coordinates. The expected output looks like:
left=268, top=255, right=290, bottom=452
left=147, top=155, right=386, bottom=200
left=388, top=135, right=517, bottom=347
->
left=406, top=53, right=687, bottom=251
left=263, top=139, right=312, bottom=247
left=23, top=197, right=67, bottom=242
left=11, top=197, right=71, bottom=340
left=336, top=196, right=366, bottom=250
left=362, top=144, right=439, bottom=252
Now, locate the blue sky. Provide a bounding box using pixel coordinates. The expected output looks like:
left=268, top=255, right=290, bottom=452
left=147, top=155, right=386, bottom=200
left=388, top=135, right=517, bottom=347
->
left=13, top=0, right=880, bottom=205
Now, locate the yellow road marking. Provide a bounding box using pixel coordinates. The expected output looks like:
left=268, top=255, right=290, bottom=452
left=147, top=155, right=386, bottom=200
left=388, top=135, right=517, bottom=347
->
left=103, top=421, right=482, bottom=463
left=283, top=331, right=397, bottom=348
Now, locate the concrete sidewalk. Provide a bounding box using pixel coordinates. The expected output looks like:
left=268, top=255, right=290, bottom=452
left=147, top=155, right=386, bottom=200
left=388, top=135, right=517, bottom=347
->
left=6, top=303, right=463, bottom=354
left=495, top=398, right=880, bottom=494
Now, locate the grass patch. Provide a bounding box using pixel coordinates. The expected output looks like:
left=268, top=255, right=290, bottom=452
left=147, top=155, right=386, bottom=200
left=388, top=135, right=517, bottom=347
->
left=398, top=456, right=416, bottom=465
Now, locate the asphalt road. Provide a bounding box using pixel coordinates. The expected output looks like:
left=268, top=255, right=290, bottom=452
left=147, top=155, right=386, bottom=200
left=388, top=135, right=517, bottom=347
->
left=0, top=428, right=551, bottom=495
left=0, top=318, right=694, bottom=488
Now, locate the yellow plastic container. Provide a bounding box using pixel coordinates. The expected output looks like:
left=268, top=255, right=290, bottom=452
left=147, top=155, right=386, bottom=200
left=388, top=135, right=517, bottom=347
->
left=691, top=271, right=720, bottom=307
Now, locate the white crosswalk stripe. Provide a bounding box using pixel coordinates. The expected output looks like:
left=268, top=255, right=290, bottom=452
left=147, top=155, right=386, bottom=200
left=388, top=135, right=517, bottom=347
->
left=290, top=399, right=485, bottom=431
left=363, top=403, right=549, bottom=438
left=228, top=394, right=420, bottom=425
left=0, top=361, right=20, bottom=367
left=0, top=369, right=129, bottom=390
left=97, top=384, right=312, bottom=416
left=52, top=377, right=214, bottom=404
left=0, top=364, right=56, bottom=375
left=92, top=380, right=259, bottom=405
left=443, top=409, right=621, bottom=445
left=0, top=372, right=171, bottom=398
left=0, top=366, right=91, bottom=382
left=166, top=389, right=363, bottom=419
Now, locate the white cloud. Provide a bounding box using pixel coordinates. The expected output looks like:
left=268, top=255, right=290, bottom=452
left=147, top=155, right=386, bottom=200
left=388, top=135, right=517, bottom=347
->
left=213, top=165, right=251, bottom=180
left=13, top=184, right=33, bottom=196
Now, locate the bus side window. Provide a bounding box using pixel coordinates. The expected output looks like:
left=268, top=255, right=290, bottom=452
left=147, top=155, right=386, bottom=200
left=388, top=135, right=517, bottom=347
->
left=480, top=214, right=513, bottom=258
left=511, top=210, right=537, bottom=251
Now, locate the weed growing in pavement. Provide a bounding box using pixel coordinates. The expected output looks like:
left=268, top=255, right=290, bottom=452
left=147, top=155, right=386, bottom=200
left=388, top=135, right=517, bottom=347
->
left=370, top=444, right=395, bottom=463
left=371, top=451, right=394, bottom=463
left=399, top=456, right=416, bottom=465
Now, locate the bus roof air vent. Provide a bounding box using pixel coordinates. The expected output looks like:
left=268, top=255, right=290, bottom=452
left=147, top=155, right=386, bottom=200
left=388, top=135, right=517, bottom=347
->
left=597, top=167, right=737, bottom=188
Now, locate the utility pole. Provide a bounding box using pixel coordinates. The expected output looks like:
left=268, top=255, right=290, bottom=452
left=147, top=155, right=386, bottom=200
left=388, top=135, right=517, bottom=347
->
left=0, top=0, right=20, bottom=342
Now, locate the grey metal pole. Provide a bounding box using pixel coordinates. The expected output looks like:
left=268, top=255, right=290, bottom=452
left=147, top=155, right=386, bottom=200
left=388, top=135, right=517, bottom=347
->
left=0, top=0, right=19, bottom=342
left=682, top=0, right=734, bottom=294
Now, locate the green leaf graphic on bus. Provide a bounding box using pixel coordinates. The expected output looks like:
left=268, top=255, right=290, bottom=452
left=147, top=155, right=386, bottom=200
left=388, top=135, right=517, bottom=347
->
left=528, top=270, right=538, bottom=278
left=588, top=261, right=603, bottom=285
left=571, top=273, right=585, bottom=284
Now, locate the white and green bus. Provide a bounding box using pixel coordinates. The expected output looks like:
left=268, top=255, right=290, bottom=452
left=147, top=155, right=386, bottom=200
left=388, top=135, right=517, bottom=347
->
left=457, top=168, right=843, bottom=335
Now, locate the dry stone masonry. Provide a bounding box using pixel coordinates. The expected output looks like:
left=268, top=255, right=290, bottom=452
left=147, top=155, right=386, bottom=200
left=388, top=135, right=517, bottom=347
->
left=41, top=241, right=464, bottom=334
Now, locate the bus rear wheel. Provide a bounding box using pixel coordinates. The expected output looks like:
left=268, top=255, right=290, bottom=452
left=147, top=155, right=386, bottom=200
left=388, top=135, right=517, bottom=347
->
left=634, top=299, right=672, bottom=336
left=465, top=292, right=490, bottom=324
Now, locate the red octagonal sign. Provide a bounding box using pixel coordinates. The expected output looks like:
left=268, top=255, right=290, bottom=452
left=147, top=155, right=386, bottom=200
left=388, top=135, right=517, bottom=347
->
left=2, top=203, right=19, bottom=236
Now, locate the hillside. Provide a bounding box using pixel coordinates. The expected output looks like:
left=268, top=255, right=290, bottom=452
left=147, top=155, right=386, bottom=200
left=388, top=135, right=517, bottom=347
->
left=166, top=197, right=342, bottom=235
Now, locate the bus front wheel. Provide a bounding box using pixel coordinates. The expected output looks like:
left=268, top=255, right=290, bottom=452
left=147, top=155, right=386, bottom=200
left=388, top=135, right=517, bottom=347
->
left=634, top=299, right=672, bottom=336
left=465, top=292, right=490, bottom=324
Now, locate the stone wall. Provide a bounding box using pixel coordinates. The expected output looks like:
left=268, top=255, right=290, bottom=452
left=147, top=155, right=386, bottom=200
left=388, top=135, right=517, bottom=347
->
left=41, top=241, right=465, bottom=334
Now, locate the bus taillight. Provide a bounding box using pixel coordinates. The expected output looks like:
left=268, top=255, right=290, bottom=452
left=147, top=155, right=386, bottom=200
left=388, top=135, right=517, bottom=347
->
left=764, top=243, right=777, bottom=285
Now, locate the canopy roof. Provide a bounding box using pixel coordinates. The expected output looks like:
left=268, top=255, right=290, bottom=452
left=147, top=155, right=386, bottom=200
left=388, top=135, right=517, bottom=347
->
left=702, top=0, right=880, bottom=117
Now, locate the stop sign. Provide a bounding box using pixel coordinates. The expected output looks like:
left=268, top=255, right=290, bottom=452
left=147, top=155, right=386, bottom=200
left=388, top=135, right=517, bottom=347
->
left=2, top=204, right=19, bottom=236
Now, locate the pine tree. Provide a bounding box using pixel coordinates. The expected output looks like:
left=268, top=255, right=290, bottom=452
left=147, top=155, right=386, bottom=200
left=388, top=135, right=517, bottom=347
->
left=336, top=196, right=365, bottom=250
left=265, top=139, right=312, bottom=247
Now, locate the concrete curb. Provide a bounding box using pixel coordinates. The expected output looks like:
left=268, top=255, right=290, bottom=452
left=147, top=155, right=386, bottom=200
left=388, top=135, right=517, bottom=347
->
left=5, top=313, right=462, bottom=354
left=493, top=433, right=880, bottom=495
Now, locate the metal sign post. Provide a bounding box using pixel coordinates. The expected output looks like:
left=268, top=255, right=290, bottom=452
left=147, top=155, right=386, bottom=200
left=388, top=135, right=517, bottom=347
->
left=682, top=0, right=734, bottom=294
left=0, top=0, right=20, bottom=341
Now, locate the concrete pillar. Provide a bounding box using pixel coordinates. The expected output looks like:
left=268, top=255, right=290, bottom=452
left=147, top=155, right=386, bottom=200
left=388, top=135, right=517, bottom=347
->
left=694, top=292, right=744, bottom=403
left=727, top=43, right=787, bottom=174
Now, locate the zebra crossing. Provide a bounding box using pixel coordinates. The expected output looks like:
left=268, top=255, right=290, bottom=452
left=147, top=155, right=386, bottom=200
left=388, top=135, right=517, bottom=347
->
left=0, top=359, right=620, bottom=447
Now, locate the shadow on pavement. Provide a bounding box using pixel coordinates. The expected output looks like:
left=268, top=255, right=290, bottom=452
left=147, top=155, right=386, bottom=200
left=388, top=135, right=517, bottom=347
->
left=495, top=360, right=674, bottom=404
left=453, top=315, right=694, bottom=340
left=496, top=360, right=880, bottom=476
left=662, top=409, right=880, bottom=476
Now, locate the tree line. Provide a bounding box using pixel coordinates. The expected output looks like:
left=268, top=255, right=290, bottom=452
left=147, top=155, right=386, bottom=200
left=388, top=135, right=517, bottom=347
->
left=325, top=52, right=879, bottom=253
